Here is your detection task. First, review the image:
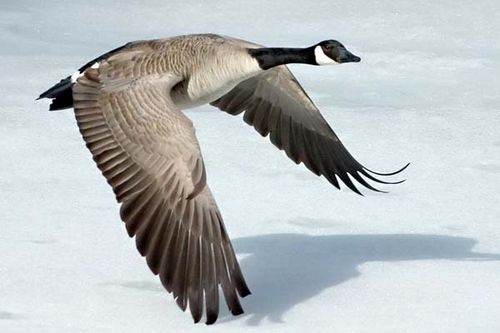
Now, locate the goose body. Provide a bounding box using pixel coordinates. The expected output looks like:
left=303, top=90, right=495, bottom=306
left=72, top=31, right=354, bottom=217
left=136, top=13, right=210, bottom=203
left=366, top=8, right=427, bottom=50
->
left=38, top=33, right=406, bottom=324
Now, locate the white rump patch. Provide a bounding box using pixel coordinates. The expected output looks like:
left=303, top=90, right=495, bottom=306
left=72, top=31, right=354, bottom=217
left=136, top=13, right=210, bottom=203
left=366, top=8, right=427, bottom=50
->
left=314, top=45, right=337, bottom=65
left=70, top=62, right=100, bottom=83
left=70, top=71, right=83, bottom=83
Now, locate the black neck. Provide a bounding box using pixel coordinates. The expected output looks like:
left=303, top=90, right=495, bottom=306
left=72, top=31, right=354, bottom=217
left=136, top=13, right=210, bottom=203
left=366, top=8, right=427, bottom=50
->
left=248, top=47, right=317, bottom=70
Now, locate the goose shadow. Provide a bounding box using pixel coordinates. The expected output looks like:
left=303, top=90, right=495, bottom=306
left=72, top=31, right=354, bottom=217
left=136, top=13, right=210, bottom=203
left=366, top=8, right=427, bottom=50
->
left=225, top=233, right=500, bottom=325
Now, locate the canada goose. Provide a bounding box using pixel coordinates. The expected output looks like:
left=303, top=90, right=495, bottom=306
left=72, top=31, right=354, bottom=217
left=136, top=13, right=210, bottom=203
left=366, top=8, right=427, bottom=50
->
left=38, top=34, right=407, bottom=324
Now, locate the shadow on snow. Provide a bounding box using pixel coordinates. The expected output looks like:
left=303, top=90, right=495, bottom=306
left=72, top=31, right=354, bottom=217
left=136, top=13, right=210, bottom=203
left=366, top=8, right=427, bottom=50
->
left=221, top=232, right=500, bottom=325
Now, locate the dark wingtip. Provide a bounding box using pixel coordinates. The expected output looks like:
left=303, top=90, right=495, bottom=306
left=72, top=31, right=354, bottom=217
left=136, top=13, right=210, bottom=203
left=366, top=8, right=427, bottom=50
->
left=236, top=278, right=252, bottom=297
left=362, top=184, right=387, bottom=194
left=205, top=307, right=219, bottom=325
left=345, top=162, right=409, bottom=194
left=205, top=312, right=218, bottom=325
left=354, top=190, right=365, bottom=197
left=350, top=171, right=389, bottom=194
left=231, top=307, right=245, bottom=316
left=366, top=162, right=411, bottom=176
left=241, top=289, right=252, bottom=297
left=361, top=170, right=407, bottom=185
left=346, top=181, right=363, bottom=196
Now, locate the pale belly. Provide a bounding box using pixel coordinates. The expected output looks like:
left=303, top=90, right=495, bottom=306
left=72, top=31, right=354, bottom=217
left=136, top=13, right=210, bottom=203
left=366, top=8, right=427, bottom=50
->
left=170, top=58, right=261, bottom=110
left=171, top=79, right=242, bottom=110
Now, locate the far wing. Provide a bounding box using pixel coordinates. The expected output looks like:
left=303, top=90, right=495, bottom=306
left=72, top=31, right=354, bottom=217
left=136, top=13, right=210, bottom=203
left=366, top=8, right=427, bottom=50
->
left=211, top=65, right=407, bottom=194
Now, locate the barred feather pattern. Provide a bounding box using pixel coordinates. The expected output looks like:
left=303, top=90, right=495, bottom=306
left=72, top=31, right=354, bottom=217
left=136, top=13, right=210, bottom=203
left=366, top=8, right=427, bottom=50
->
left=72, top=59, right=250, bottom=325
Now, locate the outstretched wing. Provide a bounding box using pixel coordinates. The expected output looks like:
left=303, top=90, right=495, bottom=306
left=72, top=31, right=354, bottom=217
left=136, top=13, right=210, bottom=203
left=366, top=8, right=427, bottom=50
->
left=211, top=65, right=407, bottom=194
left=72, top=55, right=249, bottom=324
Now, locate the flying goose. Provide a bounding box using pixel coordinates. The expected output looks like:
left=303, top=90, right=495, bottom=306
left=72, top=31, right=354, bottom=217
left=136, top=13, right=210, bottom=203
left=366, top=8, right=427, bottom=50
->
left=38, top=34, right=407, bottom=324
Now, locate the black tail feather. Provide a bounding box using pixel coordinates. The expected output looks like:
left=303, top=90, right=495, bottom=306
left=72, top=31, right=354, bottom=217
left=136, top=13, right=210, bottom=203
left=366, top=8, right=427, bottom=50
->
left=37, top=42, right=130, bottom=111
left=48, top=88, right=73, bottom=111
left=38, top=76, right=74, bottom=111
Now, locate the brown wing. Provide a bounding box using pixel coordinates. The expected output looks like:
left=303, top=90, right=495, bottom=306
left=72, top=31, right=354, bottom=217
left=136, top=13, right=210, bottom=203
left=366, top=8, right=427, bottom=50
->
left=72, top=57, right=249, bottom=324
left=211, top=66, right=407, bottom=194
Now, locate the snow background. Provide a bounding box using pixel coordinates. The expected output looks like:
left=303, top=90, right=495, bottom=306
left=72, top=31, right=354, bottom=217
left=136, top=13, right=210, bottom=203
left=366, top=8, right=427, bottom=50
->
left=1, top=0, right=500, bottom=332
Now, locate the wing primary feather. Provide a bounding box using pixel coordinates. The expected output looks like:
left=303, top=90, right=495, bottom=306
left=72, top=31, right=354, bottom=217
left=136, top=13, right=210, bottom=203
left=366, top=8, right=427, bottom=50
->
left=215, top=245, right=244, bottom=315
left=173, top=229, right=189, bottom=311
left=134, top=202, right=164, bottom=256
left=350, top=171, right=385, bottom=193
left=364, top=162, right=410, bottom=176
left=359, top=168, right=407, bottom=185
left=145, top=209, right=173, bottom=275
left=187, top=236, right=203, bottom=323
left=204, top=243, right=219, bottom=324
left=159, top=218, right=182, bottom=291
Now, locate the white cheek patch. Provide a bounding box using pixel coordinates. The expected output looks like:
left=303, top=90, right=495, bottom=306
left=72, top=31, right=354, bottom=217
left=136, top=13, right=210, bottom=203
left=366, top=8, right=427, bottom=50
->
left=314, top=45, right=338, bottom=65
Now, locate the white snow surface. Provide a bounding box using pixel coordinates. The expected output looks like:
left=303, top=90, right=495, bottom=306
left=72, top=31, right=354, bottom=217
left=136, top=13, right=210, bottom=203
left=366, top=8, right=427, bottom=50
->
left=1, top=1, right=500, bottom=332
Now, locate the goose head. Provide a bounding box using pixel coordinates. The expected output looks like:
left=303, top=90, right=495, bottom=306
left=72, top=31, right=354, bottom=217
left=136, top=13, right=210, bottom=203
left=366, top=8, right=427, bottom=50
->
left=313, top=40, right=361, bottom=65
